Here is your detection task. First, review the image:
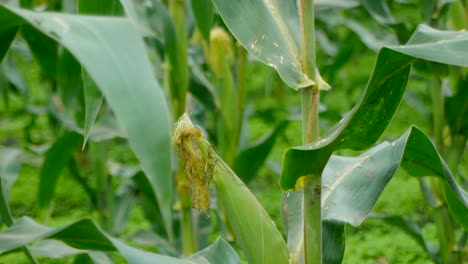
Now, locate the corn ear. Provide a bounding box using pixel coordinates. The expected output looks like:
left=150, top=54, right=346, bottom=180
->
left=174, top=114, right=290, bottom=264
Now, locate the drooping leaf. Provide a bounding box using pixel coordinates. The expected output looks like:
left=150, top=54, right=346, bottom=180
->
left=210, top=0, right=313, bottom=89
left=281, top=24, right=468, bottom=191
left=390, top=25, right=468, bottom=67
left=0, top=217, right=239, bottom=264
left=213, top=161, right=289, bottom=264
left=320, top=126, right=468, bottom=229
left=212, top=0, right=362, bottom=89
left=38, top=132, right=83, bottom=210
left=281, top=48, right=412, bottom=190
left=29, top=240, right=87, bottom=258
left=78, top=0, right=119, bottom=149
left=0, top=5, right=173, bottom=235
left=233, top=121, right=288, bottom=183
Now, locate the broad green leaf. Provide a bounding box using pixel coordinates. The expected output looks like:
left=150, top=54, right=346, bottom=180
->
left=30, top=240, right=87, bottom=258
left=281, top=25, right=468, bottom=191
left=190, top=0, right=213, bottom=42
left=211, top=0, right=313, bottom=89
left=0, top=147, right=21, bottom=226
left=233, top=121, right=288, bottom=183
left=0, top=217, right=238, bottom=264
left=0, top=5, right=173, bottom=235
left=211, top=0, right=362, bottom=89
left=120, top=0, right=185, bottom=116
left=78, top=0, right=123, bottom=150
left=321, top=127, right=468, bottom=228
left=38, top=132, right=83, bottom=209
left=0, top=26, right=17, bottom=62
left=390, top=25, right=468, bottom=67
left=213, top=160, right=289, bottom=264
left=281, top=48, right=412, bottom=190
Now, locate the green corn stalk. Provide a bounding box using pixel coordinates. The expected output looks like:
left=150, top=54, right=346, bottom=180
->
left=424, top=4, right=466, bottom=262
left=167, top=0, right=193, bottom=254
left=296, top=0, right=322, bottom=263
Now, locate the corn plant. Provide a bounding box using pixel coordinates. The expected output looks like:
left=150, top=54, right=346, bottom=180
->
left=0, top=0, right=467, bottom=264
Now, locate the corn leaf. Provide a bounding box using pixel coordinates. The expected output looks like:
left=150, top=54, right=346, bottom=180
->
left=213, top=156, right=289, bottom=264
left=322, top=127, right=467, bottom=228
left=0, top=217, right=239, bottom=263
left=390, top=25, right=468, bottom=67
left=191, top=0, right=213, bottom=42
left=280, top=24, right=468, bottom=263
left=0, top=5, right=173, bottom=236
left=281, top=25, right=468, bottom=190
left=233, top=120, right=288, bottom=183
left=210, top=0, right=311, bottom=89
left=211, top=0, right=360, bottom=89
left=38, top=132, right=83, bottom=210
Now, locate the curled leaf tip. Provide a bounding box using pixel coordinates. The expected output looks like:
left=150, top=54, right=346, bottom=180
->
left=173, top=113, right=212, bottom=213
